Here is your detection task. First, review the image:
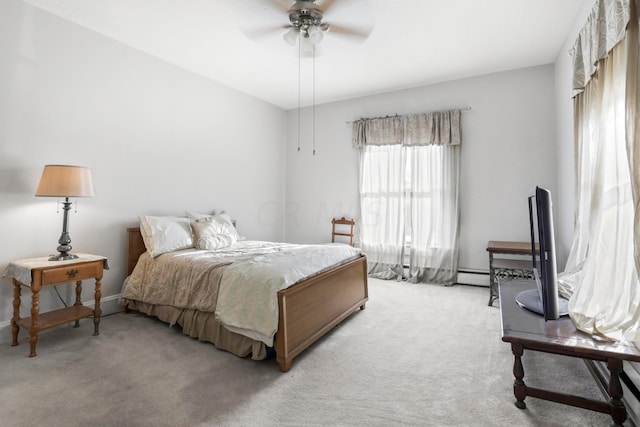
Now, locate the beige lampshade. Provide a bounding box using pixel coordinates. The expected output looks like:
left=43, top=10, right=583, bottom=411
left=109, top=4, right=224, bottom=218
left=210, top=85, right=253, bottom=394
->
left=35, top=165, right=95, bottom=197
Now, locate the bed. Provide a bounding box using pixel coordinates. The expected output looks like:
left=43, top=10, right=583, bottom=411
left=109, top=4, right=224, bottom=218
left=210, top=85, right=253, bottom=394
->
left=122, top=215, right=368, bottom=372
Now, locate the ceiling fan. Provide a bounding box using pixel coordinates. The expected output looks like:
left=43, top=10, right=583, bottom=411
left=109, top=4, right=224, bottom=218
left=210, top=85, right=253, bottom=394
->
left=238, top=0, right=372, bottom=154
left=282, top=0, right=330, bottom=46
left=242, top=0, right=373, bottom=54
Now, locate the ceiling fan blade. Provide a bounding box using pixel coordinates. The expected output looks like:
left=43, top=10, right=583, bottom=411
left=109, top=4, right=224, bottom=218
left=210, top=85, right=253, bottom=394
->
left=327, top=24, right=371, bottom=39
left=319, top=0, right=338, bottom=13
left=243, top=24, right=288, bottom=40
left=264, top=0, right=293, bottom=13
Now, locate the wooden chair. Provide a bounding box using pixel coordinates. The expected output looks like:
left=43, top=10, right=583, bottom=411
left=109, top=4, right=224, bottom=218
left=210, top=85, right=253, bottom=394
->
left=331, top=217, right=355, bottom=246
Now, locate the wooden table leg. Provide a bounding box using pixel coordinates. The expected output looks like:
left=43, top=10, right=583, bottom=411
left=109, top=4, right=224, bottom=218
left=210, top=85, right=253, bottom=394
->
left=93, top=276, right=102, bottom=336
left=607, top=358, right=627, bottom=426
left=512, top=343, right=527, bottom=409
left=29, top=286, right=40, bottom=357
left=73, top=279, right=83, bottom=328
left=11, top=279, right=21, bottom=346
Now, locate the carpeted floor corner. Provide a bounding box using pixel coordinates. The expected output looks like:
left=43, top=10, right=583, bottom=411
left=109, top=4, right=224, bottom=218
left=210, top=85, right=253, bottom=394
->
left=0, top=278, right=626, bottom=426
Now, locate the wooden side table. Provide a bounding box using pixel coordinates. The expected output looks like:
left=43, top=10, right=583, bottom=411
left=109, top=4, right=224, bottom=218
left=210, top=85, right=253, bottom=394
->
left=2, top=254, right=108, bottom=357
left=486, top=241, right=535, bottom=306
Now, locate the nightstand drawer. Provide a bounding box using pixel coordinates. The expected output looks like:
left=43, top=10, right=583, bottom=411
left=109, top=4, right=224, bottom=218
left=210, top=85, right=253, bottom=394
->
left=41, top=262, right=101, bottom=285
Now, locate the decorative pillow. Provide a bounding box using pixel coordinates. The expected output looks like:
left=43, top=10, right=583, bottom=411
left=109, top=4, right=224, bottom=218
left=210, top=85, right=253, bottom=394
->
left=186, top=211, right=240, bottom=241
left=190, top=218, right=238, bottom=250
left=185, top=211, right=216, bottom=220
left=139, top=216, right=194, bottom=257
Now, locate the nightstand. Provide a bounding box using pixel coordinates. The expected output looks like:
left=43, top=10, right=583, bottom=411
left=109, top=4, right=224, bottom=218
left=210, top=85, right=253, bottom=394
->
left=2, top=254, right=109, bottom=357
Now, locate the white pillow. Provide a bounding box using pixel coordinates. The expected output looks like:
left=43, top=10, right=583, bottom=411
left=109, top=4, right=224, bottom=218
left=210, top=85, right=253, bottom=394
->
left=185, top=211, right=240, bottom=241
left=186, top=211, right=216, bottom=219
left=139, top=216, right=194, bottom=257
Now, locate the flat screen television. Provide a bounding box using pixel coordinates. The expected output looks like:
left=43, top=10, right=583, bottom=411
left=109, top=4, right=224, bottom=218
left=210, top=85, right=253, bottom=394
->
left=515, top=186, right=569, bottom=320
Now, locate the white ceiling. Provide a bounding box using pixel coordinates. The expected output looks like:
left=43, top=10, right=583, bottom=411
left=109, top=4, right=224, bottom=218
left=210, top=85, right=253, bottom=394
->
left=21, top=0, right=587, bottom=110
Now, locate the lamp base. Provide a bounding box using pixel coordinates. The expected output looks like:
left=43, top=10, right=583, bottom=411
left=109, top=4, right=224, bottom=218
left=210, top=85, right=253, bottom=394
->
left=48, top=252, right=79, bottom=261
left=50, top=203, right=78, bottom=261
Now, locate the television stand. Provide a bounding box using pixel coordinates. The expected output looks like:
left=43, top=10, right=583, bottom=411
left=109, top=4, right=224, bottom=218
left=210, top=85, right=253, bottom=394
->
left=500, top=279, right=640, bottom=426
left=514, top=288, right=569, bottom=317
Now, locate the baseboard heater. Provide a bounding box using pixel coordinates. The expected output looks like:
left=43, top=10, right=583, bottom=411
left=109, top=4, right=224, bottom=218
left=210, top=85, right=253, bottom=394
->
left=456, top=269, right=489, bottom=287
left=398, top=266, right=490, bottom=287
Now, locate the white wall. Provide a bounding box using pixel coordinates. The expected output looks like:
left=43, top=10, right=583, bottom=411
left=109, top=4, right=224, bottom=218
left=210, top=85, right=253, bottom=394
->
left=0, top=0, right=287, bottom=340
left=285, top=65, right=558, bottom=271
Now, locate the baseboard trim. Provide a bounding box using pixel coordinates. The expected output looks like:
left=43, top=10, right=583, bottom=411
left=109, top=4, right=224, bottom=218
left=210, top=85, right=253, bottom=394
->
left=456, top=270, right=489, bottom=287
left=0, top=293, right=122, bottom=346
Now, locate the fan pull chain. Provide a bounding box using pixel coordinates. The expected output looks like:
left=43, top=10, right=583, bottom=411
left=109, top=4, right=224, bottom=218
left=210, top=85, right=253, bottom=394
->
left=297, top=38, right=301, bottom=153
left=312, top=43, right=316, bottom=156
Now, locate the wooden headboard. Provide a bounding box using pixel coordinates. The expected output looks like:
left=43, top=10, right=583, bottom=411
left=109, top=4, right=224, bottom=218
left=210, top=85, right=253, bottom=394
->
left=126, top=227, right=145, bottom=277
left=125, top=220, right=238, bottom=277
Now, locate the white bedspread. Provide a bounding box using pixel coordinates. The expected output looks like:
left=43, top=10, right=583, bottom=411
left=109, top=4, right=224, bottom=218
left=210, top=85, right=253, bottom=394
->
left=216, top=242, right=362, bottom=347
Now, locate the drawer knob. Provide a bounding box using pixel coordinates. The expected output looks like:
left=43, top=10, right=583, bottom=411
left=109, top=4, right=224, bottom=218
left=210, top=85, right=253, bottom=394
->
left=66, top=269, right=79, bottom=278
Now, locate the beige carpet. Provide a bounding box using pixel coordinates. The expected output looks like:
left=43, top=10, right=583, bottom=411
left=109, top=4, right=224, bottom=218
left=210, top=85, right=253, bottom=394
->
left=0, top=279, right=626, bottom=426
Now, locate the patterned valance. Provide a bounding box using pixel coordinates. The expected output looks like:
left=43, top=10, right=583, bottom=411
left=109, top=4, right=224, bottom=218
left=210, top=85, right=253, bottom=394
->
left=352, top=115, right=403, bottom=147
left=352, top=110, right=461, bottom=148
left=572, top=0, right=630, bottom=94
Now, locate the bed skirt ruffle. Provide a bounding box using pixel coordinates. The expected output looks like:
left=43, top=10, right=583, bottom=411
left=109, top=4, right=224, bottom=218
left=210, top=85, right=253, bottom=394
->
left=122, top=299, right=268, bottom=361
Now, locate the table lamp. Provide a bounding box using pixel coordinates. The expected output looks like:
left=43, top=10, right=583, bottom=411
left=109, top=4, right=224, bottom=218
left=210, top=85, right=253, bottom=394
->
left=35, top=165, right=95, bottom=261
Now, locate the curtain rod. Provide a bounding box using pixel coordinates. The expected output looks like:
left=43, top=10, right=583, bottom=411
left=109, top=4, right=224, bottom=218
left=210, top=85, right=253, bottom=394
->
left=345, top=107, right=472, bottom=124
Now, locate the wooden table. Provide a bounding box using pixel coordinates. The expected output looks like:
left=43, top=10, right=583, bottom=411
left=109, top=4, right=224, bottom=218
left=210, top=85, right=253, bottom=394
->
left=3, top=254, right=107, bottom=357
left=500, top=279, right=640, bottom=426
left=486, top=241, right=536, bottom=306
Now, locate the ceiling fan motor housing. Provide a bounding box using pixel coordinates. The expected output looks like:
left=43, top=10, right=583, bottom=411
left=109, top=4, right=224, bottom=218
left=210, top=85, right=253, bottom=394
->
left=289, top=1, right=324, bottom=30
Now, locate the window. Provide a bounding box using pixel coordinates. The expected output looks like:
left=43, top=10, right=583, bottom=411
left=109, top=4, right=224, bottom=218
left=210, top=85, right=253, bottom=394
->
left=561, top=0, right=640, bottom=341
left=356, top=114, right=461, bottom=285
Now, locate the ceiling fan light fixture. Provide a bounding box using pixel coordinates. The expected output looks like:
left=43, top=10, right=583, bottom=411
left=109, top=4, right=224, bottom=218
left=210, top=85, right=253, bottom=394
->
left=283, top=27, right=299, bottom=46
left=307, top=25, right=323, bottom=45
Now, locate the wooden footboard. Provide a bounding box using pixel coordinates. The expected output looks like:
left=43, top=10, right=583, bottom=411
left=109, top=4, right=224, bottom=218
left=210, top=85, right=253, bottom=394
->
left=276, top=255, right=368, bottom=372
left=125, top=226, right=368, bottom=372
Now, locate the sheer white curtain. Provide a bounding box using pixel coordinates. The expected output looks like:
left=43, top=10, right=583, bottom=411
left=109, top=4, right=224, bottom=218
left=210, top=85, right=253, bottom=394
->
left=407, top=144, right=460, bottom=283
left=359, top=144, right=406, bottom=279
left=353, top=110, right=461, bottom=284
left=560, top=0, right=640, bottom=341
